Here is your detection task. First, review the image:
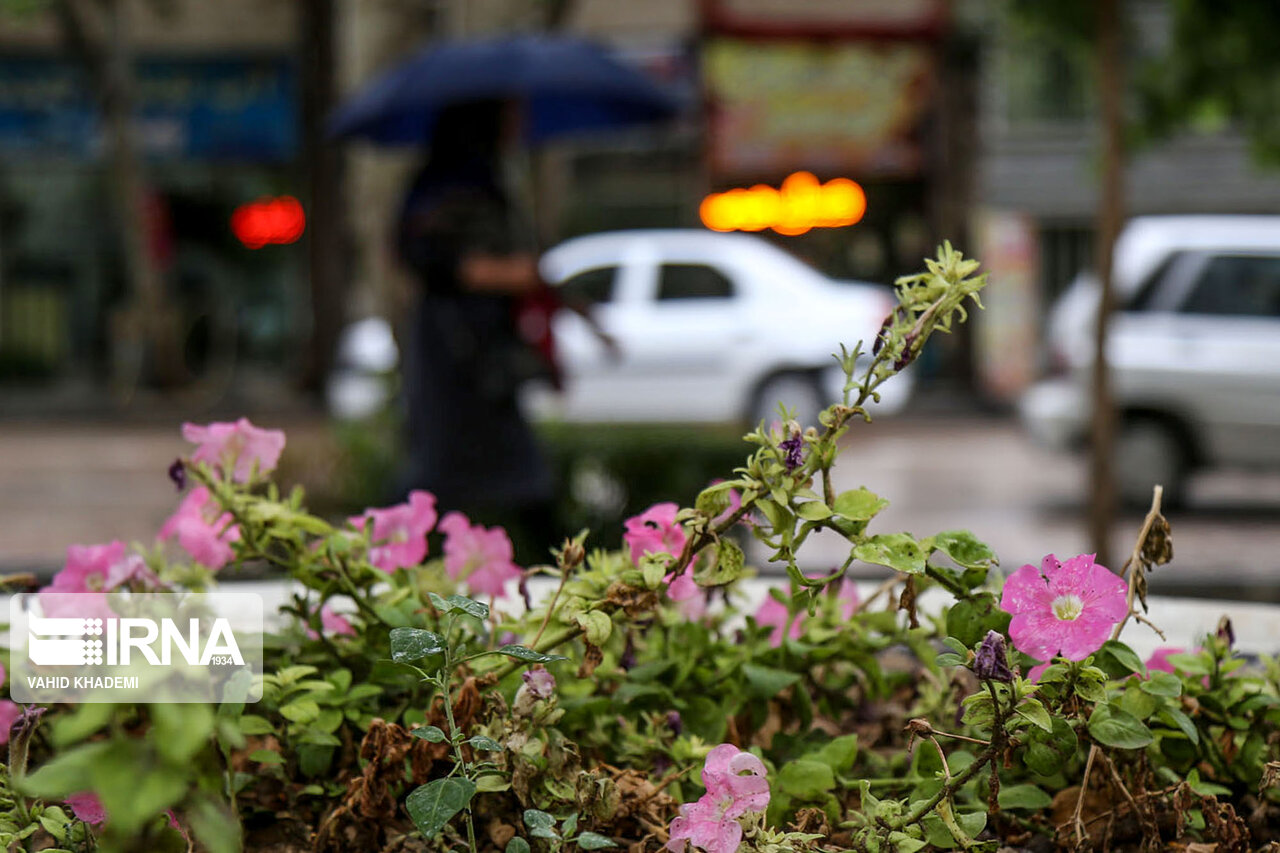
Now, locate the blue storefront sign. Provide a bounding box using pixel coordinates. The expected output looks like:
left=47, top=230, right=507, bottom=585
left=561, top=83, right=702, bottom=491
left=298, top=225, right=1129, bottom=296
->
left=0, top=55, right=297, bottom=161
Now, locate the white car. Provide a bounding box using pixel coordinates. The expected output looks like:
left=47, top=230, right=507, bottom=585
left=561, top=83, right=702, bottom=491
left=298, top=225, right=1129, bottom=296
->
left=1020, top=216, right=1280, bottom=505
left=525, top=229, right=912, bottom=427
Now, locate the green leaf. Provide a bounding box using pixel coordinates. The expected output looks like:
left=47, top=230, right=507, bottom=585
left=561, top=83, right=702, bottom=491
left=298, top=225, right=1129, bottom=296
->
left=807, top=734, right=859, bottom=775
left=507, top=838, right=532, bottom=853
left=577, top=832, right=618, bottom=850
left=776, top=759, right=836, bottom=799
left=795, top=501, right=833, bottom=521
left=495, top=645, right=569, bottom=664
left=249, top=749, right=284, bottom=765
left=50, top=703, right=116, bottom=747
left=832, top=488, right=889, bottom=521
left=695, top=539, right=745, bottom=586
left=19, top=741, right=115, bottom=798
left=279, top=700, right=320, bottom=724
left=406, top=778, right=477, bottom=839
left=150, top=703, right=215, bottom=764
left=562, top=813, right=579, bottom=839
left=944, top=593, right=1011, bottom=648
left=853, top=533, right=926, bottom=574
left=930, top=530, right=996, bottom=570
left=1088, top=703, right=1154, bottom=749
left=1023, top=716, right=1078, bottom=776
left=1157, top=707, right=1199, bottom=744
left=741, top=663, right=801, bottom=698
left=443, top=594, right=490, bottom=621
left=1014, top=698, right=1053, bottom=733
left=695, top=481, right=736, bottom=517
left=523, top=809, right=559, bottom=840
left=238, top=714, right=275, bottom=736
left=1097, top=640, right=1146, bottom=677
left=468, top=735, right=503, bottom=752
left=575, top=611, right=613, bottom=647
left=1139, top=671, right=1183, bottom=698
left=412, top=726, right=447, bottom=743
left=390, top=627, right=446, bottom=663
left=997, top=784, right=1052, bottom=810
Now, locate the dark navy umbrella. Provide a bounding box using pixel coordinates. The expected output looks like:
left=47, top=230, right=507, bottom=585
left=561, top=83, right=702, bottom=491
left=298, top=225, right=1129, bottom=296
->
left=329, top=35, right=682, bottom=145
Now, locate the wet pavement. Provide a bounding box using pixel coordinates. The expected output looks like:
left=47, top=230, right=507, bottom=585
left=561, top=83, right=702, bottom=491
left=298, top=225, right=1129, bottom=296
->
left=2, top=416, right=1278, bottom=601
left=779, top=416, right=1280, bottom=601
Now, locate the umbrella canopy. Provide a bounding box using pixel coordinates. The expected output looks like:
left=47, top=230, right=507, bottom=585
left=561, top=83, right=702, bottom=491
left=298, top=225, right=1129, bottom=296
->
left=329, top=35, right=683, bottom=145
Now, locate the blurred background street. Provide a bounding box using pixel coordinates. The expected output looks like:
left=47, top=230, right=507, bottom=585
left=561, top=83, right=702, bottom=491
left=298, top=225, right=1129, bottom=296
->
left=1, top=0, right=1278, bottom=601
left=4, top=413, right=1279, bottom=602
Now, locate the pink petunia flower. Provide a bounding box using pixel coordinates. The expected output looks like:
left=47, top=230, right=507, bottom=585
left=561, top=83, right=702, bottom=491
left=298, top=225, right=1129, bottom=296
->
left=666, top=570, right=707, bottom=620
left=65, top=791, right=107, bottom=826
left=0, top=701, right=21, bottom=746
left=755, top=594, right=803, bottom=648
left=1000, top=553, right=1127, bottom=664
left=182, top=418, right=285, bottom=483
left=438, top=512, right=522, bottom=598
left=349, top=490, right=437, bottom=573
left=1146, top=646, right=1187, bottom=675
left=40, top=542, right=157, bottom=619
left=159, top=487, right=240, bottom=570
left=624, top=503, right=687, bottom=565
left=667, top=744, right=770, bottom=853
left=306, top=605, right=356, bottom=640
left=522, top=666, right=556, bottom=699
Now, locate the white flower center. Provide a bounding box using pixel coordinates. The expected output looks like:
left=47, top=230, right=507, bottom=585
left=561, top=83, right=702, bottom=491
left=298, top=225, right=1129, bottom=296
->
left=1052, top=594, right=1084, bottom=621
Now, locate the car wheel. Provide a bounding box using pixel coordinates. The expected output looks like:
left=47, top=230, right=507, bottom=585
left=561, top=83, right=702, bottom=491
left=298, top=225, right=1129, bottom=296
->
left=750, top=372, right=826, bottom=430
left=1114, top=418, right=1188, bottom=509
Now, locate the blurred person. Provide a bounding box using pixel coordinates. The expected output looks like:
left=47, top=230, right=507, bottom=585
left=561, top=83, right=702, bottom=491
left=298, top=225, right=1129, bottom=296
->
left=393, top=98, right=556, bottom=546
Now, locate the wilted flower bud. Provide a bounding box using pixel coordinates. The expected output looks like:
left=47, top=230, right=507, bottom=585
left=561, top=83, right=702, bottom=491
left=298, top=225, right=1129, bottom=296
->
left=1216, top=616, right=1234, bottom=648
left=665, top=710, right=683, bottom=736
left=521, top=666, right=556, bottom=700
left=779, top=432, right=804, bottom=471
left=560, top=537, right=586, bottom=570
left=973, top=630, right=1013, bottom=683
left=619, top=633, right=637, bottom=670
left=168, top=459, right=186, bottom=491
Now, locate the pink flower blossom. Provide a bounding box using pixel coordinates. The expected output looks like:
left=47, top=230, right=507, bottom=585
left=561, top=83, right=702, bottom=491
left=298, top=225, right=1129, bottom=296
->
left=624, top=503, right=687, bottom=564
left=1000, top=553, right=1127, bottom=664
left=40, top=542, right=158, bottom=619
left=182, top=418, right=285, bottom=483
left=522, top=666, right=556, bottom=699
left=306, top=606, right=356, bottom=640
left=438, top=512, right=522, bottom=598
left=666, top=570, right=706, bottom=620
left=159, top=487, right=240, bottom=570
left=755, top=594, right=803, bottom=648
left=65, top=791, right=107, bottom=826
left=47, top=542, right=128, bottom=593
left=1146, top=647, right=1187, bottom=675
left=349, top=491, right=438, bottom=572
left=0, top=701, right=21, bottom=745
left=667, top=744, right=770, bottom=853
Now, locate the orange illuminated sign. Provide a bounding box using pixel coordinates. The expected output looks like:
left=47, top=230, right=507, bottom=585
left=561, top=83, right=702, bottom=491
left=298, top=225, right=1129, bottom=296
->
left=699, top=171, right=867, bottom=236
left=231, top=196, right=305, bottom=249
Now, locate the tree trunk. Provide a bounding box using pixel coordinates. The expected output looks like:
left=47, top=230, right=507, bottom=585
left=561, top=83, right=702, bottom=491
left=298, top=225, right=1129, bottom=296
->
left=299, top=0, right=348, bottom=395
left=58, top=0, right=180, bottom=390
left=1089, top=0, right=1125, bottom=567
